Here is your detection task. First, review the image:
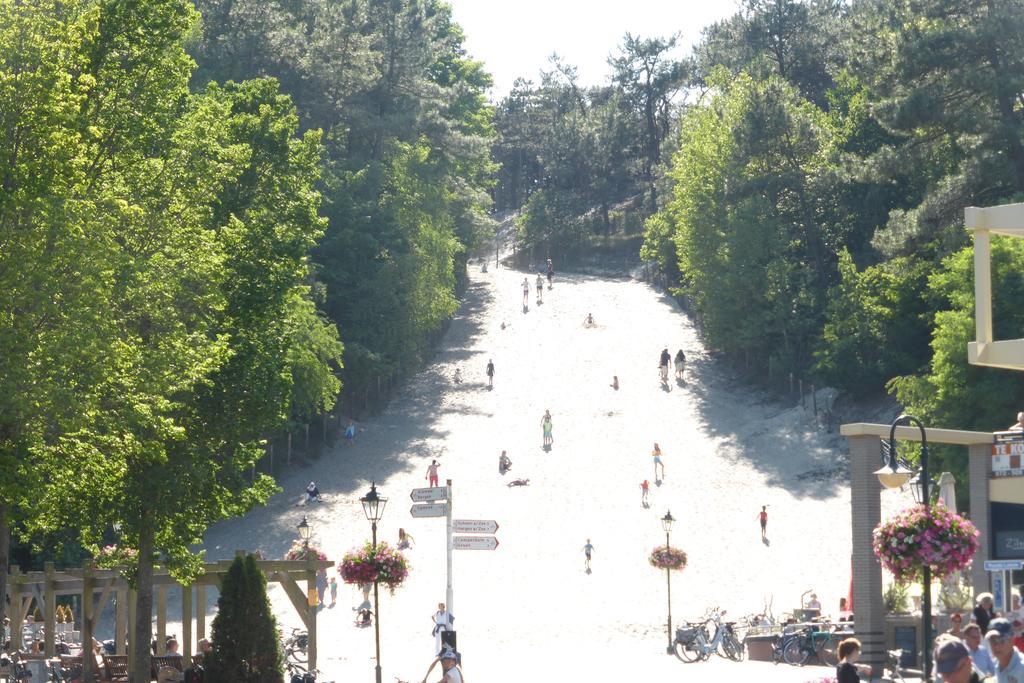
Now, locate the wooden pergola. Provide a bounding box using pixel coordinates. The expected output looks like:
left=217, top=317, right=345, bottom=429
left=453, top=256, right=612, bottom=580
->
left=7, top=551, right=332, bottom=678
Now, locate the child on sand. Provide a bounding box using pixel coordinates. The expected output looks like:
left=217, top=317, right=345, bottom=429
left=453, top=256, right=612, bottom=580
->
left=640, top=480, right=650, bottom=504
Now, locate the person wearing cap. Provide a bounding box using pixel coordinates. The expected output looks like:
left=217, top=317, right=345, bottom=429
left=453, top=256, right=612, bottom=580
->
left=986, top=617, right=1024, bottom=682
left=964, top=623, right=996, bottom=677
left=934, top=635, right=985, bottom=683
left=420, top=646, right=464, bottom=683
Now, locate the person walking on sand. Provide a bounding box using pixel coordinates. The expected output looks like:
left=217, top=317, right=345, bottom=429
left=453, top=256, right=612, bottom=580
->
left=427, top=460, right=440, bottom=487
left=486, top=359, right=495, bottom=388
left=674, top=349, right=686, bottom=380
left=432, top=603, right=454, bottom=655
left=345, top=418, right=357, bottom=446
left=758, top=505, right=768, bottom=541
left=659, top=347, right=671, bottom=383
left=582, top=539, right=594, bottom=572
left=536, top=273, right=544, bottom=304
left=611, top=375, right=619, bottom=390
left=541, top=410, right=553, bottom=449
left=547, top=258, right=554, bottom=287
left=329, top=576, right=338, bottom=607
left=640, top=480, right=650, bottom=505
left=521, top=277, right=530, bottom=306
left=652, top=443, right=665, bottom=481
left=398, top=527, right=415, bottom=550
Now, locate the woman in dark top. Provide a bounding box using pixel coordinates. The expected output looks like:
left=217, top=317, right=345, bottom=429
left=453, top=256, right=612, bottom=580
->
left=836, top=637, right=863, bottom=683
left=974, top=593, right=996, bottom=634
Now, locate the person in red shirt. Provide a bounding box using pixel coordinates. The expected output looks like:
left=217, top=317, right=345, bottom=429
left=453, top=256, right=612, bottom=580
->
left=640, top=480, right=650, bottom=506
left=758, top=506, right=768, bottom=541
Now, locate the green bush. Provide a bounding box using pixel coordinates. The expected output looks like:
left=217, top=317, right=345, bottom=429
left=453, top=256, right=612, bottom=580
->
left=205, top=555, right=283, bottom=683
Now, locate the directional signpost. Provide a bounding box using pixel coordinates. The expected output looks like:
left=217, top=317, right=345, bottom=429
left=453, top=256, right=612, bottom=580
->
left=452, top=535, right=499, bottom=550
left=410, top=502, right=448, bottom=518
left=410, top=487, right=448, bottom=502
left=452, top=519, right=499, bottom=534
left=408, top=481, right=501, bottom=637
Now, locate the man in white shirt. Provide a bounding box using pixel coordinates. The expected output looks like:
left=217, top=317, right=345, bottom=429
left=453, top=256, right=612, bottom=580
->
left=987, top=618, right=1024, bottom=683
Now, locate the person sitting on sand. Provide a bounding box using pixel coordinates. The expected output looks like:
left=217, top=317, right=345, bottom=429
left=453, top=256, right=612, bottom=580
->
left=611, top=375, right=619, bottom=390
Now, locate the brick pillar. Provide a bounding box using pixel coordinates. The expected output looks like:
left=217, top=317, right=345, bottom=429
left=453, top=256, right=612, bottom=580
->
left=850, top=434, right=886, bottom=675
left=968, top=442, right=991, bottom=596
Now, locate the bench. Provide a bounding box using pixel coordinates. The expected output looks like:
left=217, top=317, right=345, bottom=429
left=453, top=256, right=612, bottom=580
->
left=102, top=654, right=128, bottom=682
left=150, top=654, right=183, bottom=682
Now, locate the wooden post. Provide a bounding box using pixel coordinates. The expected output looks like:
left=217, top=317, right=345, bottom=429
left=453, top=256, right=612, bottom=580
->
left=196, top=584, right=207, bottom=642
left=82, top=566, right=95, bottom=682
left=115, top=588, right=127, bottom=655
left=127, top=589, right=136, bottom=672
left=156, top=584, right=167, bottom=654
left=44, top=562, right=56, bottom=657
left=306, top=563, right=317, bottom=674
left=10, top=566, right=22, bottom=651
left=181, top=585, right=192, bottom=664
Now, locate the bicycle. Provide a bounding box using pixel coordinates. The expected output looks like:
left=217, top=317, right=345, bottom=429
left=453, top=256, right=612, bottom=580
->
left=674, top=608, right=742, bottom=663
left=781, top=623, right=841, bottom=666
left=886, top=648, right=924, bottom=682
left=286, top=658, right=334, bottom=683
left=282, top=627, right=308, bottom=665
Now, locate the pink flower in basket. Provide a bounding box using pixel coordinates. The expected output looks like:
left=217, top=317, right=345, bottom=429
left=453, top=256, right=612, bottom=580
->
left=339, top=542, right=410, bottom=594
left=648, top=545, right=687, bottom=571
left=873, top=505, right=979, bottom=582
left=284, top=540, right=328, bottom=562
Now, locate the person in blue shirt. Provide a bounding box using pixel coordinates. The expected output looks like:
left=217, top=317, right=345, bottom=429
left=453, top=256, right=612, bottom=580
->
left=964, top=623, right=996, bottom=677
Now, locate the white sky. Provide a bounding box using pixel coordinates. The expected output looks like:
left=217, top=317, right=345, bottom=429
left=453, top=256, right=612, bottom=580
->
left=446, top=0, right=743, bottom=100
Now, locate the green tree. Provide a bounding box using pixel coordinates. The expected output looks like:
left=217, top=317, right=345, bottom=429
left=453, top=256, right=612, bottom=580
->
left=204, top=554, right=283, bottom=683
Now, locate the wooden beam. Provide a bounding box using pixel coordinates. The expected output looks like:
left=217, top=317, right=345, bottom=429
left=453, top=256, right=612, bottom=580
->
left=44, top=563, right=56, bottom=657
left=196, top=584, right=206, bottom=641
left=840, top=422, right=994, bottom=446
left=115, top=589, right=127, bottom=655
left=156, top=585, right=167, bottom=654
left=181, top=586, right=192, bottom=662
left=273, top=572, right=313, bottom=630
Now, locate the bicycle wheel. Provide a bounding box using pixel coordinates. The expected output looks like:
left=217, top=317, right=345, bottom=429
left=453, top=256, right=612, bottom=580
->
left=720, top=634, right=744, bottom=661
left=816, top=634, right=841, bottom=666
left=725, top=633, right=746, bottom=661
left=287, top=644, right=308, bottom=665
left=673, top=638, right=701, bottom=663
left=783, top=637, right=810, bottom=666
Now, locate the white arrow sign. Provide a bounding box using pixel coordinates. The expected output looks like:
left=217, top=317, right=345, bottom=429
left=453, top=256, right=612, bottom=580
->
left=410, top=503, right=448, bottom=518
left=410, top=487, right=448, bottom=502
left=452, top=519, right=499, bottom=534
left=452, top=535, right=499, bottom=550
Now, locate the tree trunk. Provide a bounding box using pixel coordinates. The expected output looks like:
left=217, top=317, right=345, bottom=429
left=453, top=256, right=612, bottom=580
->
left=0, top=504, right=9, bottom=627
left=131, top=524, right=155, bottom=683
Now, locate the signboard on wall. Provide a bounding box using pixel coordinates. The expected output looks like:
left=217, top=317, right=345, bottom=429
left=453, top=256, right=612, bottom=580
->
left=996, top=531, right=1024, bottom=557
left=992, top=441, right=1024, bottom=477
left=992, top=503, right=1024, bottom=560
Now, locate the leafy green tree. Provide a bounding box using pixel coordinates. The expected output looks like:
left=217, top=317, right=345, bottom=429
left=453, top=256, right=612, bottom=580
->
left=205, top=555, right=283, bottom=683
left=815, top=251, right=931, bottom=394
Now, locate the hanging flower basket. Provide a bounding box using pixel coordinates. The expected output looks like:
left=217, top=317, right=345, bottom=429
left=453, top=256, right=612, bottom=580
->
left=648, top=545, right=687, bottom=571
left=339, top=542, right=409, bottom=594
left=873, top=505, right=980, bottom=583
left=284, top=540, right=327, bottom=562
left=93, top=544, right=138, bottom=567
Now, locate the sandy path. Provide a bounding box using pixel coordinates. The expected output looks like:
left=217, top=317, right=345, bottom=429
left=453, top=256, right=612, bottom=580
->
left=195, top=263, right=909, bottom=681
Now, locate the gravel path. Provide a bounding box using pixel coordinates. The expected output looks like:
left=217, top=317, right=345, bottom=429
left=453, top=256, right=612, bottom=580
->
left=196, top=263, right=910, bottom=681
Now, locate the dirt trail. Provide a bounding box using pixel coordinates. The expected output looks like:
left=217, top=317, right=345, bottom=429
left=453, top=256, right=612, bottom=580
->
left=195, top=263, right=909, bottom=681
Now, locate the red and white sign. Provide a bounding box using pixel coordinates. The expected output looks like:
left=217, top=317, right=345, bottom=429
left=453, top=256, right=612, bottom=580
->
left=992, top=442, right=1024, bottom=477
left=451, top=535, right=499, bottom=550
left=410, top=487, right=448, bottom=502
left=452, top=519, right=499, bottom=534
left=410, top=503, right=448, bottom=518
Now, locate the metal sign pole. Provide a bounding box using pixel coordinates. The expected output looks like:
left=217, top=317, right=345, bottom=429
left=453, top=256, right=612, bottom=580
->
left=446, top=479, right=454, bottom=615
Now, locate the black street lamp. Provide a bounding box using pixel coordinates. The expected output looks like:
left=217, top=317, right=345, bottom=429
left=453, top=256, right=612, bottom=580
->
left=662, top=510, right=675, bottom=655
left=297, top=516, right=311, bottom=547
left=360, top=482, right=387, bottom=683
left=874, top=414, right=933, bottom=681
